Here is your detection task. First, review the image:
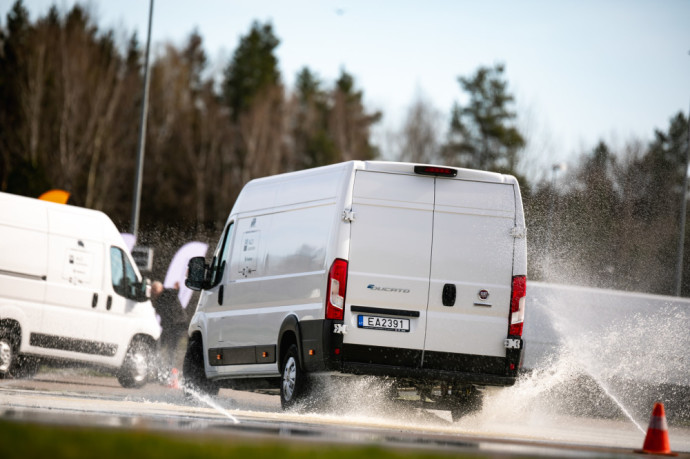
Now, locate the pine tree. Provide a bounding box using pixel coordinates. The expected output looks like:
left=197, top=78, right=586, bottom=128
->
left=221, top=21, right=280, bottom=120
left=441, top=63, right=525, bottom=174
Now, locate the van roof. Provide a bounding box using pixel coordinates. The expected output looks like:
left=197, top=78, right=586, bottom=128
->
left=0, top=191, right=124, bottom=244
left=231, top=161, right=518, bottom=217
left=362, top=161, right=516, bottom=184
left=242, top=160, right=515, bottom=189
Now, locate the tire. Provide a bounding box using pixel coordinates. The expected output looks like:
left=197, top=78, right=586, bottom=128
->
left=182, top=334, right=219, bottom=396
left=0, top=333, right=16, bottom=379
left=450, top=386, right=483, bottom=422
left=117, top=339, right=153, bottom=388
left=280, top=344, right=310, bottom=410
left=0, top=324, right=21, bottom=379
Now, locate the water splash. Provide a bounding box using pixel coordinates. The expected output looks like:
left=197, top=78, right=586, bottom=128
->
left=182, top=384, right=240, bottom=424
left=523, top=284, right=690, bottom=428
left=581, top=367, right=645, bottom=434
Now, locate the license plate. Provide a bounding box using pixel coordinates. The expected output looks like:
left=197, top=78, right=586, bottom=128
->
left=357, top=315, right=410, bottom=332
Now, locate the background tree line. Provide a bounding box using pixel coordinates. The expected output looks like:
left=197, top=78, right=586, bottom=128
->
left=1, top=1, right=689, bottom=296
left=0, top=2, right=382, bottom=231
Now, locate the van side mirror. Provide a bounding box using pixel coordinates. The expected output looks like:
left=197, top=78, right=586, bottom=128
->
left=132, top=278, right=150, bottom=302
left=186, top=256, right=208, bottom=291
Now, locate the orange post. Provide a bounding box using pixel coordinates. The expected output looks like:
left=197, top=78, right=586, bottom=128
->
left=168, top=368, right=180, bottom=390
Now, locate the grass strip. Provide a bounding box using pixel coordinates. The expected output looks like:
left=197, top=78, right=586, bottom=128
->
left=0, top=419, right=489, bottom=459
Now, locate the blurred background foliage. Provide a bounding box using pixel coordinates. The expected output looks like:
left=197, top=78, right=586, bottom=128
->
left=1, top=1, right=689, bottom=295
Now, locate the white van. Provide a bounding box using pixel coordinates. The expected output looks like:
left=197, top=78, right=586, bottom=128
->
left=184, top=161, right=527, bottom=415
left=0, top=192, right=160, bottom=387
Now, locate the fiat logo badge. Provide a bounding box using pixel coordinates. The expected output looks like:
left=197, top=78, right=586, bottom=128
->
left=478, top=289, right=490, bottom=300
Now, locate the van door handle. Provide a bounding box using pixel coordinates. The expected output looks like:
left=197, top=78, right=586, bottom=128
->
left=92, top=293, right=98, bottom=308
left=218, top=285, right=224, bottom=306
left=106, top=295, right=112, bottom=311
left=442, top=284, right=456, bottom=306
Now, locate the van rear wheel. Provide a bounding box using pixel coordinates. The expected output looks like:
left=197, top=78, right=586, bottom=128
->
left=280, top=344, right=310, bottom=410
left=449, top=386, right=483, bottom=421
left=117, top=339, right=152, bottom=388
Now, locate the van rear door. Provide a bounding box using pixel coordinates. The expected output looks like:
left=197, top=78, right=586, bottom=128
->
left=344, top=170, right=433, bottom=362
left=423, top=179, right=516, bottom=361
left=344, top=168, right=516, bottom=367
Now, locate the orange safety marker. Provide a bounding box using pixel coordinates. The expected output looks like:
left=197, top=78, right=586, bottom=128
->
left=637, top=402, right=677, bottom=456
left=38, top=189, right=70, bottom=204
left=168, top=368, right=180, bottom=390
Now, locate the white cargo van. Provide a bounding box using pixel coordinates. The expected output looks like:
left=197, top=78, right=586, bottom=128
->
left=0, top=192, right=160, bottom=387
left=184, top=161, right=527, bottom=415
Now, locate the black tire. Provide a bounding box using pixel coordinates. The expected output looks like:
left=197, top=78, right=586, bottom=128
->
left=0, top=327, right=18, bottom=379
left=0, top=325, right=39, bottom=380
left=117, top=339, right=153, bottom=388
left=450, top=386, right=483, bottom=422
left=182, top=334, right=219, bottom=396
left=280, top=344, right=310, bottom=410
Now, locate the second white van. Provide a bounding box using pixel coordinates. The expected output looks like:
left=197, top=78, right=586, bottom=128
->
left=0, top=192, right=161, bottom=387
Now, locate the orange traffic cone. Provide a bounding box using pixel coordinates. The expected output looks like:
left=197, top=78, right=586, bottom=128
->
left=168, top=368, right=180, bottom=389
left=638, top=402, right=677, bottom=456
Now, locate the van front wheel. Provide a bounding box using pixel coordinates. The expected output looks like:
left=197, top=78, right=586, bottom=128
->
left=280, top=344, right=310, bottom=410
left=0, top=334, right=16, bottom=378
left=182, top=334, right=219, bottom=396
left=0, top=324, right=21, bottom=379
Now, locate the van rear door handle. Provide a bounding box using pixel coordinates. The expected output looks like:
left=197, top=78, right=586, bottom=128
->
left=442, top=284, right=456, bottom=306
left=106, top=295, right=112, bottom=311
left=92, top=293, right=98, bottom=308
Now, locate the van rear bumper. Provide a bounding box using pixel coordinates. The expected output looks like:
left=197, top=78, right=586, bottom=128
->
left=336, top=343, right=520, bottom=387
left=298, top=320, right=522, bottom=387
left=340, top=361, right=518, bottom=387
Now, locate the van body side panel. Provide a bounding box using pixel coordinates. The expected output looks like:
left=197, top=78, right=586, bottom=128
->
left=344, top=170, right=434, bottom=356
left=206, top=203, right=334, bottom=378
left=424, top=180, right=515, bottom=358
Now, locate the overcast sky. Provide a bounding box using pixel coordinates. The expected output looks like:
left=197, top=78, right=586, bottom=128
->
left=3, top=0, right=689, bottom=180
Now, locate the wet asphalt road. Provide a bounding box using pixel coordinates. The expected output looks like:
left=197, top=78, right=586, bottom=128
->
left=1, top=369, right=689, bottom=458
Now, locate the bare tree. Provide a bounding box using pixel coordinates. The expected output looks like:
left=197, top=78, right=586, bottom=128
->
left=397, top=93, right=441, bottom=164
left=328, top=70, right=381, bottom=162
left=237, top=84, right=287, bottom=184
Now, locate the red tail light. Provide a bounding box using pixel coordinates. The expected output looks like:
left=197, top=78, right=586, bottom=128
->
left=326, top=259, right=348, bottom=320
left=508, top=275, right=526, bottom=336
